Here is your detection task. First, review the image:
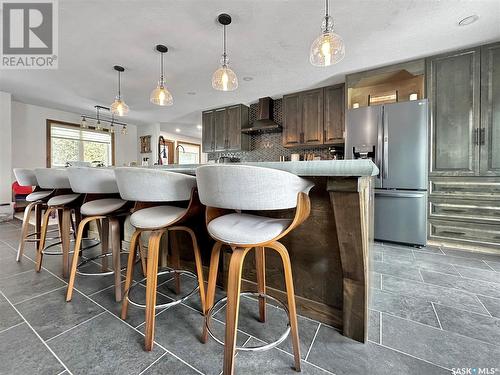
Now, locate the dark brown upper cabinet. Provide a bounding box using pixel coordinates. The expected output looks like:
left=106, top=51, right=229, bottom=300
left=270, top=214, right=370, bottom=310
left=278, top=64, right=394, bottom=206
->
left=324, top=84, right=345, bottom=144
left=283, top=92, right=302, bottom=147
left=427, top=47, right=481, bottom=176
left=480, top=42, right=500, bottom=176
left=283, top=84, right=344, bottom=148
left=201, top=104, right=249, bottom=152
left=201, top=110, right=215, bottom=152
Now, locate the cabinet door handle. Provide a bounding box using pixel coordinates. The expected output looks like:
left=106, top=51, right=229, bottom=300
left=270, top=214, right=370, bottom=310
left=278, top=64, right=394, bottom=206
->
left=480, top=128, right=485, bottom=145
left=440, top=230, right=466, bottom=237
left=441, top=209, right=466, bottom=214
left=474, top=129, right=479, bottom=145
left=323, top=129, right=327, bottom=142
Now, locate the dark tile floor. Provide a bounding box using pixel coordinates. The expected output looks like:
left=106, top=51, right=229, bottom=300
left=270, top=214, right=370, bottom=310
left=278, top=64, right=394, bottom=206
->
left=1, top=219, right=500, bottom=374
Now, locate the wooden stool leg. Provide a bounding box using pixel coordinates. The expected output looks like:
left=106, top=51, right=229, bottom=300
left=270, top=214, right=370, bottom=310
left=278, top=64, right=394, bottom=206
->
left=169, top=230, right=182, bottom=294
left=17, top=202, right=36, bottom=262
left=255, top=246, right=266, bottom=323
left=109, top=218, right=122, bottom=302
left=66, top=217, right=95, bottom=301
left=121, top=230, right=141, bottom=320
left=35, top=203, right=42, bottom=242
left=100, top=218, right=110, bottom=272
left=61, top=209, right=72, bottom=278
left=138, top=240, right=147, bottom=277
left=223, top=247, right=250, bottom=375
left=144, top=230, right=163, bottom=351
left=170, top=227, right=207, bottom=318
left=202, top=241, right=223, bottom=343
left=268, top=241, right=301, bottom=372
left=35, top=207, right=54, bottom=272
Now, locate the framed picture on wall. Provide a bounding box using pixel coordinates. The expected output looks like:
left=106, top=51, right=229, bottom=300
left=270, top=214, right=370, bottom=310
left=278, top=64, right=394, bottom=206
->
left=140, top=135, right=151, bottom=153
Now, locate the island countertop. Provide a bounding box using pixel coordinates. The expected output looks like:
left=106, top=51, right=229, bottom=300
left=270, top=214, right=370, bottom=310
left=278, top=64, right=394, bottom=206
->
left=151, top=159, right=379, bottom=177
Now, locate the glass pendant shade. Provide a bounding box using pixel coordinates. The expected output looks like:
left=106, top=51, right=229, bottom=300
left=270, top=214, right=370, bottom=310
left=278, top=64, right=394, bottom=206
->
left=212, top=65, right=238, bottom=91
left=310, top=31, right=345, bottom=66
left=110, top=97, right=129, bottom=117
left=81, top=116, right=88, bottom=128
left=121, top=125, right=128, bottom=135
left=150, top=82, right=173, bottom=106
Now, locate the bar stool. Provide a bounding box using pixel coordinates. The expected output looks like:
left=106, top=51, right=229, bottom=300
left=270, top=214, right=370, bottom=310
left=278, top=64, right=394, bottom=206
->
left=115, top=167, right=206, bottom=351
left=196, top=164, right=314, bottom=374
left=34, top=168, right=83, bottom=278
left=65, top=167, right=131, bottom=302
left=13, top=168, right=54, bottom=262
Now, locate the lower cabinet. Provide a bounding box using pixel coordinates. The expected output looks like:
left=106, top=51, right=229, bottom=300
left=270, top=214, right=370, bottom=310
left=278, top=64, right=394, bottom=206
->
left=428, top=176, right=500, bottom=249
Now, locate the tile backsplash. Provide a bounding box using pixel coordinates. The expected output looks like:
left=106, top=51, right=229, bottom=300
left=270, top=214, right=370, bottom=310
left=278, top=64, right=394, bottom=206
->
left=207, top=98, right=344, bottom=162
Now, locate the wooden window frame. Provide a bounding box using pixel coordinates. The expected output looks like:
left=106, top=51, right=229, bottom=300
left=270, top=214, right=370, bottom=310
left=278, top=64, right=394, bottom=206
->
left=46, top=119, right=116, bottom=167
left=176, top=140, right=201, bottom=164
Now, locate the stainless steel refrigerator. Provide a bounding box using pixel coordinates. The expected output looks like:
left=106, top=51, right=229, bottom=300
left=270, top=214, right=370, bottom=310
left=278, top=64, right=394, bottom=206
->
left=345, top=99, right=428, bottom=246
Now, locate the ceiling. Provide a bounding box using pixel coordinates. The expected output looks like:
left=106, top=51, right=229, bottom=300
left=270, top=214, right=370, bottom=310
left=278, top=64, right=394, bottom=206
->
left=1, top=0, right=499, bottom=138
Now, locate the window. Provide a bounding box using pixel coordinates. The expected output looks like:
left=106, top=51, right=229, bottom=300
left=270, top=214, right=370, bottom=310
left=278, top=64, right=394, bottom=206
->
left=177, top=141, right=201, bottom=164
left=47, top=120, right=114, bottom=167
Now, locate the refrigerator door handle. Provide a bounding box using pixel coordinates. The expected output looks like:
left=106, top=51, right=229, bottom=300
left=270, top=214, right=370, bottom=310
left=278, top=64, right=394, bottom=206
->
left=376, top=109, right=383, bottom=179
left=382, top=108, right=389, bottom=179
left=375, top=191, right=426, bottom=198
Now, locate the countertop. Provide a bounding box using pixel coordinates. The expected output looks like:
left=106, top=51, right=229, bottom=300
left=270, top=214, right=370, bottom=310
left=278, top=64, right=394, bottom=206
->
left=151, top=159, right=379, bottom=177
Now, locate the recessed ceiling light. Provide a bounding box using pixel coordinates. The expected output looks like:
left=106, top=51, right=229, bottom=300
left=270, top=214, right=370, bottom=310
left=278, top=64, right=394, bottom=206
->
left=196, top=125, right=202, bottom=129
left=243, top=76, right=253, bottom=81
left=187, top=92, right=197, bottom=95
left=175, top=128, right=180, bottom=132
left=458, top=14, right=479, bottom=26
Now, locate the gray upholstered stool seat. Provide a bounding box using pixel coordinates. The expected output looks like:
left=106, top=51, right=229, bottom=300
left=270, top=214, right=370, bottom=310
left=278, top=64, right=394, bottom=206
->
left=129, top=206, right=186, bottom=230
left=26, top=190, right=53, bottom=202
left=47, top=193, right=81, bottom=207
left=207, top=213, right=292, bottom=245
left=80, top=198, right=127, bottom=216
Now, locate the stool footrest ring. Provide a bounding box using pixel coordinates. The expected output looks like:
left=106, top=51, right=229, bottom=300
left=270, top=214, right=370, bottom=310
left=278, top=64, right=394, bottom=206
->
left=42, top=238, right=100, bottom=256
left=205, top=292, right=291, bottom=352
left=76, top=251, right=129, bottom=276
left=125, top=268, right=199, bottom=310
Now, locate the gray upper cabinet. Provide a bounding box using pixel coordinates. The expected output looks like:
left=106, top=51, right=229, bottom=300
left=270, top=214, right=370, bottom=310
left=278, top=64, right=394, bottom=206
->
left=201, top=104, right=249, bottom=152
left=427, top=47, right=481, bottom=176
left=480, top=42, right=500, bottom=176
left=201, top=110, right=215, bottom=152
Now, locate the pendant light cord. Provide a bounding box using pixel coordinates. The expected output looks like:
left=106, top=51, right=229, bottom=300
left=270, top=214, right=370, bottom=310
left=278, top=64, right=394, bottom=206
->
left=117, top=70, right=121, bottom=99
left=222, top=24, right=227, bottom=66
left=160, top=52, right=164, bottom=84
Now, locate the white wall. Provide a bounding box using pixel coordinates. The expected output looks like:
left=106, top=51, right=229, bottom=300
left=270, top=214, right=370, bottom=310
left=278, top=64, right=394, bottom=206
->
left=11, top=101, right=139, bottom=169
left=0, top=92, right=12, bottom=204
left=159, top=126, right=207, bottom=164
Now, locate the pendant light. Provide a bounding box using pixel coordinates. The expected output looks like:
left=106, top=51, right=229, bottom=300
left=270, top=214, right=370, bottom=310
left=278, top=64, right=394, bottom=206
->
left=212, top=13, right=238, bottom=91
left=80, top=116, right=88, bottom=129
left=110, top=65, right=129, bottom=116
left=310, top=0, right=345, bottom=67
left=150, top=45, right=173, bottom=106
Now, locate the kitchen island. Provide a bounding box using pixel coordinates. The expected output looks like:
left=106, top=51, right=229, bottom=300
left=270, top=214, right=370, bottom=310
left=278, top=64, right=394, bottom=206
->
left=152, top=160, right=378, bottom=343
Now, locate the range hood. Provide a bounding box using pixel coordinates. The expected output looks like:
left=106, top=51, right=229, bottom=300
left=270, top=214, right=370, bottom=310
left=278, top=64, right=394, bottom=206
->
left=242, top=97, right=282, bottom=133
